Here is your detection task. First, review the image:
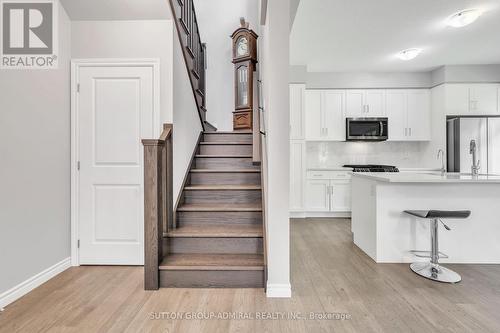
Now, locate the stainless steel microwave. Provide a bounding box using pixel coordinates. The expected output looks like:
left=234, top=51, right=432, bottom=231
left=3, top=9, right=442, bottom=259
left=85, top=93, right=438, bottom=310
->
left=346, top=117, right=388, bottom=141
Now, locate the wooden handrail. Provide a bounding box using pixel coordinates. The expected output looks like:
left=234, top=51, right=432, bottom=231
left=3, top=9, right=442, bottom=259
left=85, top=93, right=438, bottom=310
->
left=142, top=124, right=173, bottom=290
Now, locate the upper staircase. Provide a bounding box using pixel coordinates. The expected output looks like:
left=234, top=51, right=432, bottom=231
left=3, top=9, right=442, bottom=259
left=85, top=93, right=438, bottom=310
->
left=159, top=131, right=265, bottom=288
left=142, top=0, right=266, bottom=290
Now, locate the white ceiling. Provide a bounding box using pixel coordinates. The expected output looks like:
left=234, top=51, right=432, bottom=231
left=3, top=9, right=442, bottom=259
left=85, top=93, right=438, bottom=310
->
left=60, top=0, right=172, bottom=20
left=290, top=0, right=500, bottom=72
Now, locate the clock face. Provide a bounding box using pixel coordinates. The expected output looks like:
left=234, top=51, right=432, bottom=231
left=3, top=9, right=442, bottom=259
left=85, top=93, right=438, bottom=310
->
left=236, top=37, right=248, bottom=56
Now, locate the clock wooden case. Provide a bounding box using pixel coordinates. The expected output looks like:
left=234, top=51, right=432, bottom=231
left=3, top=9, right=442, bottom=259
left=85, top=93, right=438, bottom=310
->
left=231, top=24, right=258, bottom=130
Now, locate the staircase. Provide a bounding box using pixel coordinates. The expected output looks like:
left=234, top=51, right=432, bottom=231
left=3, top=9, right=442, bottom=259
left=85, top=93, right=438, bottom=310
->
left=158, top=131, right=265, bottom=288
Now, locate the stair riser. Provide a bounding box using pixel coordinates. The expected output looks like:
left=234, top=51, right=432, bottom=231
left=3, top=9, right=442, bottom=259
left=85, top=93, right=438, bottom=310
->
left=195, top=157, right=257, bottom=169
left=165, top=237, right=263, bottom=254
left=199, top=145, right=252, bottom=155
left=190, top=172, right=261, bottom=185
left=203, top=133, right=252, bottom=142
left=177, top=211, right=262, bottom=225
left=160, top=270, right=265, bottom=288
left=183, top=190, right=262, bottom=204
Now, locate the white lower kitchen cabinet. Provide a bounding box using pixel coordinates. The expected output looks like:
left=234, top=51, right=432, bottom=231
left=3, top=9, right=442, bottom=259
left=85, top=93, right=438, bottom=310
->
left=330, top=181, right=351, bottom=212
left=305, top=179, right=330, bottom=211
left=305, top=171, right=352, bottom=213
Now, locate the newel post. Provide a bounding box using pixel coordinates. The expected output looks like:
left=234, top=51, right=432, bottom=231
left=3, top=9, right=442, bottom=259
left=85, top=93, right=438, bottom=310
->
left=142, top=139, right=164, bottom=290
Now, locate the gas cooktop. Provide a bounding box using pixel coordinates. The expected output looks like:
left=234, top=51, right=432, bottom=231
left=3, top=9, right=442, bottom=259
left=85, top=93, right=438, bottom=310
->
left=343, top=164, right=399, bottom=172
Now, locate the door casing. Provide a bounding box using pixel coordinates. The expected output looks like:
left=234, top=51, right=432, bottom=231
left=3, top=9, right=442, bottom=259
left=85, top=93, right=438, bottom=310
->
left=70, top=59, right=160, bottom=266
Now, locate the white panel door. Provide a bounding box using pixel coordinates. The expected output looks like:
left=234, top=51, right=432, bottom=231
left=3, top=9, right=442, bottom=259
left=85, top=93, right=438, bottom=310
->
left=445, top=84, right=469, bottom=115
left=290, top=141, right=305, bottom=211
left=345, top=90, right=365, bottom=117
left=78, top=66, right=154, bottom=265
left=365, top=90, right=385, bottom=116
left=330, top=181, right=351, bottom=212
left=470, top=84, right=498, bottom=115
left=386, top=90, right=407, bottom=141
left=323, top=90, right=345, bottom=141
left=407, top=90, right=431, bottom=141
left=305, top=90, right=323, bottom=140
left=305, top=180, right=330, bottom=211
left=290, top=84, right=305, bottom=139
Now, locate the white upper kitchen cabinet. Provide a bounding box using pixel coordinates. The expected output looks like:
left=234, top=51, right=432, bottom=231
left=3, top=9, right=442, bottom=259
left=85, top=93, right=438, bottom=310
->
left=445, top=83, right=499, bottom=115
left=407, top=90, right=431, bottom=141
left=345, top=90, right=365, bottom=117
left=365, top=90, right=386, bottom=116
left=323, top=90, right=345, bottom=140
left=290, top=84, right=305, bottom=139
left=386, top=90, right=407, bottom=141
left=305, top=90, right=323, bottom=140
left=386, top=89, right=430, bottom=141
left=345, top=90, right=385, bottom=117
left=305, top=89, right=345, bottom=141
left=445, top=84, right=469, bottom=115
left=470, top=84, right=498, bottom=115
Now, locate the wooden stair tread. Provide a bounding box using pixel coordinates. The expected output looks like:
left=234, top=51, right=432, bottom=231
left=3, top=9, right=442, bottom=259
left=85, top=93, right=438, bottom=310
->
left=177, top=203, right=262, bottom=212
left=199, top=142, right=252, bottom=145
left=190, top=169, right=260, bottom=173
left=184, top=185, right=261, bottom=190
left=166, top=224, right=263, bottom=238
left=159, top=254, right=264, bottom=271
left=195, top=155, right=252, bottom=158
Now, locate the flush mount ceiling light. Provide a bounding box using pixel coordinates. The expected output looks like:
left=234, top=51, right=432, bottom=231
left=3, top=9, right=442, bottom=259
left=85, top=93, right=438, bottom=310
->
left=447, top=9, right=482, bottom=27
left=396, top=48, right=422, bottom=61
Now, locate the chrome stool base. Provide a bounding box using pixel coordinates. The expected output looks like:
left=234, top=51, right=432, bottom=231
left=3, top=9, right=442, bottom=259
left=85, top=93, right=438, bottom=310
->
left=410, top=262, right=461, bottom=284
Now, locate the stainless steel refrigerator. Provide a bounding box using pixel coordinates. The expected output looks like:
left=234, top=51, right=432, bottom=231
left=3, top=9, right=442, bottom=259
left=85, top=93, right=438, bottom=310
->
left=447, top=117, right=500, bottom=174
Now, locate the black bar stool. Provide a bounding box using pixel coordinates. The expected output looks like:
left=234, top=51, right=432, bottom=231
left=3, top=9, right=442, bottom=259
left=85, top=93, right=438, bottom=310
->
left=404, top=210, right=471, bottom=283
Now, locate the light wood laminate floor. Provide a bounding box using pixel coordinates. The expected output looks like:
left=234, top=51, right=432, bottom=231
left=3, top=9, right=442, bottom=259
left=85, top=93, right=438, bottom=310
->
left=1, top=218, right=500, bottom=332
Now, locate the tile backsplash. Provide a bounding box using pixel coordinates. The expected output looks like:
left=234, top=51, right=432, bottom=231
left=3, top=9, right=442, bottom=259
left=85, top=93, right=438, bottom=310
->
left=307, top=141, right=435, bottom=168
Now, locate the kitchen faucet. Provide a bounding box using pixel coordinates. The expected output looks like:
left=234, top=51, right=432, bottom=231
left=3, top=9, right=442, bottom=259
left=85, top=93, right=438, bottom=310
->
left=437, top=149, right=445, bottom=175
left=470, top=140, right=480, bottom=176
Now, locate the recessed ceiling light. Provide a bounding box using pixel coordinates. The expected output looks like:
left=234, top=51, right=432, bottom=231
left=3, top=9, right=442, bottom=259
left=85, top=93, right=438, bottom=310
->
left=396, top=48, right=422, bottom=61
left=447, top=9, right=482, bottom=28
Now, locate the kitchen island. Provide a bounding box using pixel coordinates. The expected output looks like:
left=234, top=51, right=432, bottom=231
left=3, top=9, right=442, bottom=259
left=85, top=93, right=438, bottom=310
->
left=351, top=172, right=500, bottom=263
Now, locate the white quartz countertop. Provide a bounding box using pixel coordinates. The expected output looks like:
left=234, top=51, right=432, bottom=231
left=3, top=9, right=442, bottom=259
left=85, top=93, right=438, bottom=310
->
left=351, top=172, right=500, bottom=183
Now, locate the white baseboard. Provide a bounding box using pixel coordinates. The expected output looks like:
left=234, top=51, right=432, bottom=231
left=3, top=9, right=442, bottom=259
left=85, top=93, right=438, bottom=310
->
left=266, top=283, right=292, bottom=298
left=0, top=257, right=71, bottom=309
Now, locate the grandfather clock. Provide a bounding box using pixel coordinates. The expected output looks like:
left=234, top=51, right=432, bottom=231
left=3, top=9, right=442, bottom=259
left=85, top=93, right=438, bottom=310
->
left=231, top=19, right=258, bottom=130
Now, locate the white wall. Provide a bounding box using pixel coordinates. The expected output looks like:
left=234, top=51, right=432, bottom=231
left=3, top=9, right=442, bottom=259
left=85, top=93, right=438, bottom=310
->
left=71, top=20, right=174, bottom=127
left=0, top=1, right=71, bottom=301
left=260, top=0, right=291, bottom=298
left=172, top=29, right=203, bottom=201
left=306, top=71, right=432, bottom=89
left=431, top=65, right=500, bottom=86
left=194, top=0, right=259, bottom=131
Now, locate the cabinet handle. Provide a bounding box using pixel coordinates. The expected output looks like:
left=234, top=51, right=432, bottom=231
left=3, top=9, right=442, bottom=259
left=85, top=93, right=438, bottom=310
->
left=325, top=128, right=328, bottom=136
left=409, top=127, right=412, bottom=136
